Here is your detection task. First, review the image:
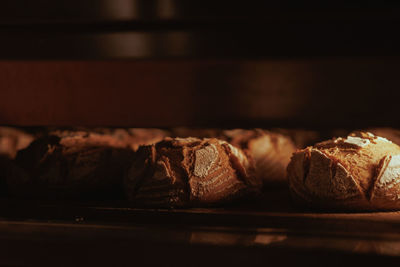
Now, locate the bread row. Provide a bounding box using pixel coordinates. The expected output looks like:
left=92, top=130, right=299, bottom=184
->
left=0, top=127, right=314, bottom=204
left=2, top=126, right=400, bottom=211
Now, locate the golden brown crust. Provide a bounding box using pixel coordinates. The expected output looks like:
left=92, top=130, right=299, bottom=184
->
left=167, top=128, right=297, bottom=188
left=49, top=128, right=169, bottom=151
left=271, top=128, right=321, bottom=149
left=370, top=155, right=400, bottom=209
left=124, top=137, right=261, bottom=208
left=223, top=129, right=296, bottom=187
left=0, top=127, right=33, bottom=159
left=368, top=128, right=400, bottom=146
left=287, top=132, right=400, bottom=211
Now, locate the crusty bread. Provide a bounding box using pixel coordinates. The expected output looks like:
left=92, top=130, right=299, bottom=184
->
left=170, top=128, right=298, bottom=187
left=124, top=137, right=261, bottom=208
left=368, top=128, right=400, bottom=147
left=223, top=129, right=296, bottom=187
left=271, top=128, right=321, bottom=149
left=11, top=131, right=135, bottom=200
left=287, top=132, right=400, bottom=211
left=0, top=127, right=33, bottom=159
left=0, top=127, right=33, bottom=197
left=49, top=128, right=169, bottom=151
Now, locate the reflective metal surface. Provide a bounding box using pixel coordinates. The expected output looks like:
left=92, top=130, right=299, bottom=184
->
left=1, top=213, right=400, bottom=266
left=1, top=196, right=400, bottom=266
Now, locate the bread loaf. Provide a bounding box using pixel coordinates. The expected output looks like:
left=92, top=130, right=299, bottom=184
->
left=223, top=129, right=296, bottom=187
left=124, top=137, right=261, bottom=208
left=272, top=128, right=321, bottom=149
left=287, top=132, right=400, bottom=211
left=368, top=128, right=400, bottom=146
left=170, top=128, right=297, bottom=187
left=49, top=128, right=169, bottom=151
left=11, top=131, right=135, bottom=199
left=0, top=127, right=33, bottom=159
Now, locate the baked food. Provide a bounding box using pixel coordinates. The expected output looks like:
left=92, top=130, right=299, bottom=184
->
left=0, top=127, right=33, bottom=159
left=11, top=131, right=135, bottom=199
left=368, top=128, right=400, bottom=146
left=0, top=127, right=33, bottom=197
left=49, top=128, right=170, bottom=151
left=124, top=137, right=261, bottom=208
left=223, top=129, right=296, bottom=187
left=272, top=128, right=321, bottom=149
left=170, top=128, right=297, bottom=187
left=287, top=132, right=400, bottom=211
left=126, top=128, right=171, bottom=150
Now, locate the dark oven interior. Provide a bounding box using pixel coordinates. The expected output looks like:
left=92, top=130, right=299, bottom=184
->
left=1, top=1, right=400, bottom=266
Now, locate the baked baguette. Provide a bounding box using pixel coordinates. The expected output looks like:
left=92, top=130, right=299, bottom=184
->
left=287, top=132, right=400, bottom=211
left=124, top=137, right=261, bottom=208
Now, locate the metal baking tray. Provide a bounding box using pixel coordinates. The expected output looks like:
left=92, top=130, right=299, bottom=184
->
left=1, top=191, right=400, bottom=267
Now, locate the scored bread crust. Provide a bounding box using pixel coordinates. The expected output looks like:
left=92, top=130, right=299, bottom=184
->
left=168, top=128, right=297, bottom=187
left=287, top=132, right=400, bottom=211
left=223, top=129, right=297, bottom=187
left=124, top=137, right=262, bottom=208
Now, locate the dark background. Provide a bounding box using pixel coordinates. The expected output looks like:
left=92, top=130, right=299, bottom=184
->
left=1, top=1, right=400, bottom=129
